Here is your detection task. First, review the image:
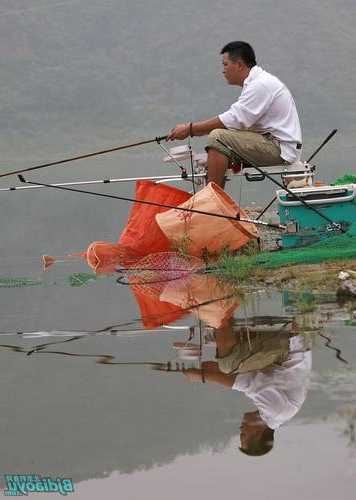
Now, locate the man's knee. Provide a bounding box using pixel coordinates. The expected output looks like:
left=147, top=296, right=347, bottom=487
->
left=207, top=128, right=226, bottom=148
left=209, top=128, right=225, bottom=140
left=206, top=129, right=232, bottom=160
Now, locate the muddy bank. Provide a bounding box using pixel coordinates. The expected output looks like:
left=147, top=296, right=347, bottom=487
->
left=244, top=259, right=356, bottom=296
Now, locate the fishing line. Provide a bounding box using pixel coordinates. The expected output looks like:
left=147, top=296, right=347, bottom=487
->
left=188, top=137, right=196, bottom=195
left=156, top=141, right=187, bottom=176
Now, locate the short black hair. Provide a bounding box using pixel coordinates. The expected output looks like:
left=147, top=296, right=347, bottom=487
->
left=220, top=41, right=257, bottom=68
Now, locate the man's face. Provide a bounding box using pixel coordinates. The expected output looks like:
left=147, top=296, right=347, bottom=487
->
left=222, top=53, right=244, bottom=86
left=240, top=411, right=268, bottom=449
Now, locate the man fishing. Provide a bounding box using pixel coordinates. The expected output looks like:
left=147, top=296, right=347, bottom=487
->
left=167, top=41, right=302, bottom=188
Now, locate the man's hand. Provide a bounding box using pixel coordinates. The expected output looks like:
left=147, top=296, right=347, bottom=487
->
left=167, top=123, right=190, bottom=141
left=167, top=117, right=225, bottom=141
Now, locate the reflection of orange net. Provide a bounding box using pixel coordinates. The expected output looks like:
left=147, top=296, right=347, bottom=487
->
left=160, top=274, right=240, bottom=329
left=121, top=252, right=205, bottom=329
left=129, top=283, right=187, bottom=329
left=117, top=252, right=205, bottom=286
left=119, top=253, right=241, bottom=330
left=129, top=271, right=240, bottom=330
left=118, top=252, right=205, bottom=328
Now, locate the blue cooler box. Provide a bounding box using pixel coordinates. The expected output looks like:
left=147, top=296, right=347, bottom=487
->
left=277, top=184, right=356, bottom=248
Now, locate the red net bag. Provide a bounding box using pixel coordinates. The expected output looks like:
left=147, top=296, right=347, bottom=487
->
left=84, top=241, right=140, bottom=274
left=118, top=180, right=192, bottom=255
left=42, top=242, right=140, bottom=274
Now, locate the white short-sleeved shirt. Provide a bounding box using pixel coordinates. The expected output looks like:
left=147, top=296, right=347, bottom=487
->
left=219, top=66, right=302, bottom=163
left=232, top=335, right=312, bottom=430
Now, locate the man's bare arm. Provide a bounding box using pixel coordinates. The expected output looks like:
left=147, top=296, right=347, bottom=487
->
left=167, top=117, right=225, bottom=141
left=204, top=370, right=236, bottom=387
left=183, top=366, right=236, bottom=388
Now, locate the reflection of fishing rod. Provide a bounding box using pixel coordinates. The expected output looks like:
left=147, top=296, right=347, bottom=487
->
left=318, top=331, right=348, bottom=364
left=0, top=324, right=201, bottom=368
left=0, top=335, right=83, bottom=354
left=28, top=350, right=191, bottom=371
left=29, top=350, right=172, bottom=368
left=0, top=341, right=179, bottom=368
left=0, top=338, right=191, bottom=370
left=0, top=292, right=236, bottom=337
left=151, top=361, right=190, bottom=372
left=7, top=327, right=192, bottom=339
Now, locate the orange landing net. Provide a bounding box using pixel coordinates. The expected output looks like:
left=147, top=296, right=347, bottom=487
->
left=42, top=180, right=257, bottom=274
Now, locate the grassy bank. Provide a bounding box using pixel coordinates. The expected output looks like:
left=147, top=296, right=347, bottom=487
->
left=214, top=233, right=356, bottom=292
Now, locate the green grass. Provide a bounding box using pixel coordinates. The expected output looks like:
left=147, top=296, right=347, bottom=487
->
left=212, top=252, right=257, bottom=283
left=213, top=234, right=356, bottom=285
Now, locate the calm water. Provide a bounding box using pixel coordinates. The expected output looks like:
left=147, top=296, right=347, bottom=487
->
left=1, top=0, right=356, bottom=498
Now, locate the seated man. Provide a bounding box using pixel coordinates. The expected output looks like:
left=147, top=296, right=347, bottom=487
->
left=167, top=41, right=302, bottom=188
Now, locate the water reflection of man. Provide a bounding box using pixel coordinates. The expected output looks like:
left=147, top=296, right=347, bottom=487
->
left=183, top=318, right=312, bottom=456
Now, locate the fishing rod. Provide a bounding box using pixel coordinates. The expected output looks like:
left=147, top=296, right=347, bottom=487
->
left=0, top=168, right=311, bottom=194
left=0, top=135, right=168, bottom=180
left=0, top=173, right=205, bottom=193
left=17, top=175, right=286, bottom=230
left=307, top=128, right=338, bottom=163
left=216, top=138, right=344, bottom=232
